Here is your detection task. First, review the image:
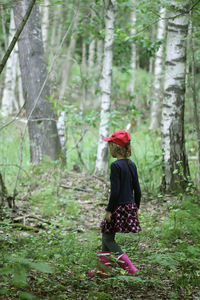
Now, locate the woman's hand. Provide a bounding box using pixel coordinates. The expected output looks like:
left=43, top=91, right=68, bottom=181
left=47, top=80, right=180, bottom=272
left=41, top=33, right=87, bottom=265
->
left=105, top=211, right=112, bottom=223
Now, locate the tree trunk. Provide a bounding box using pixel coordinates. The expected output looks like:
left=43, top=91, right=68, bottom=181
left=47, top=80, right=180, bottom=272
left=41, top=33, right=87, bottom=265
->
left=81, top=40, right=87, bottom=111
left=128, top=0, right=137, bottom=95
left=149, top=8, right=166, bottom=130
left=189, top=16, right=200, bottom=166
left=0, top=5, right=8, bottom=51
left=49, top=4, right=62, bottom=61
left=13, top=0, right=61, bottom=164
left=40, top=0, right=50, bottom=51
left=161, top=1, right=190, bottom=192
left=97, top=39, right=103, bottom=74
left=16, top=57, right=25, bottom=109
left=88, top=38, right=96, bottom=104
left=0, top=0, right=36, bottom=75
left=59, top=11, right=79, bottom=101
left=95, top=0, right=116, bottom=176
left=1, top=9, right=18, bottom=116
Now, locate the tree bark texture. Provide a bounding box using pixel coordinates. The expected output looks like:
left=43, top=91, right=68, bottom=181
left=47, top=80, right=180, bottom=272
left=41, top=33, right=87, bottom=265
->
left=161, top=2, right=190, bottom=192
left=149, top=8, right=166, bottom=130
left=95, top=0, right=116, bottom=176
left=13, top=0, right=61, bottom=164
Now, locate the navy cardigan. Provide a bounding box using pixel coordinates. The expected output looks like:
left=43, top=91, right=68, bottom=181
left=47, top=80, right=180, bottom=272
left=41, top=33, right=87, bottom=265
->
left=106, top=159, right=141, bottom=212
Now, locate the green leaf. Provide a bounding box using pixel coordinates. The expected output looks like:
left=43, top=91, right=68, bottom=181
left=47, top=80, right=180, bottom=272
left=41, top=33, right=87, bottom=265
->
left=13, top=266, right=28, bottom=287
left=18, top=292, right=37, bottom=300
left=30, top=262, right=53, bottom=273
left=0, top=288, right=9, bottom=295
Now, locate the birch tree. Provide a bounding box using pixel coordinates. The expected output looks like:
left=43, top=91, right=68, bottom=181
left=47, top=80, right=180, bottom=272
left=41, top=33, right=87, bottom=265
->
left=161, top=1, right=190, bottom=192
left=95, top=0, right=116, bottom=176
left=128, top=0, right=137, bottom=95
left=1, top=9, right=18, bottom=116
left=1, top=9, right=24, bottom=116
left=13, top=0, right=61, bottom=164
left=40, top=0, right=50, bottom=51
left=149, top=7, right=166, bottom=130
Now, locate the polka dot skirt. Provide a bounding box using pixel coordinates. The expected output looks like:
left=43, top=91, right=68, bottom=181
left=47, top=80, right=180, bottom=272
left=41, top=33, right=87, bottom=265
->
left=100, top=203, right=141, bottom=234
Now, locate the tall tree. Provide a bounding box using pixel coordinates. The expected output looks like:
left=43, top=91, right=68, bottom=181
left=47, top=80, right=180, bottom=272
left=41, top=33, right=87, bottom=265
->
left=13, top=0, right=61, bottom=164
left=149, top=7, right=166, bottom=130
left=95, top=0, right=116, bottom=176
left=1, top=9, right=24, bottom=116
left=127, top=0, right=137, bottom=95
left=161, top=1, right=190, bottom=192
left=1, top=9, right=18, bottom=116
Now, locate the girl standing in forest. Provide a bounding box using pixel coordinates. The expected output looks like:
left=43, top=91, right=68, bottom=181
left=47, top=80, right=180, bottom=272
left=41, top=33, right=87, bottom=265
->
left=89, top=130, right=141, bottom=278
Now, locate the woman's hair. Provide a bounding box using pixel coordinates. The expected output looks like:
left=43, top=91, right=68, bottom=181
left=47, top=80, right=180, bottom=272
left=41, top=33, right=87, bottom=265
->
left=109, top=141, right=131, bottom=158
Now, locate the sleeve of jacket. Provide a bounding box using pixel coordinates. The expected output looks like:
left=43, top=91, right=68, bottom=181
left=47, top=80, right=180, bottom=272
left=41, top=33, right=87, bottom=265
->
left=132, top=163, right=141, bottom=209
left=106, top=163, right=120, bottom=212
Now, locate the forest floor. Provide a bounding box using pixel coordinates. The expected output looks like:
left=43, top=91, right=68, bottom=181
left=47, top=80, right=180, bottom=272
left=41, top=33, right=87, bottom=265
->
left=0, top=167, right=200, bottom=300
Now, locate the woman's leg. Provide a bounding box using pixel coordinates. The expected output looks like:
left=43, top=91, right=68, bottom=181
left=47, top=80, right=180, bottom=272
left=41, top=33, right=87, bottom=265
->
left=102, top=233, right=123, bottom=255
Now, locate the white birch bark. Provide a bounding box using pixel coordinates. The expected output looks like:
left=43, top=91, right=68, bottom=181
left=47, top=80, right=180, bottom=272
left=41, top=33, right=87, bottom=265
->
left=57, top=111, right=66, bottom=158
left=95, top=0, right=116, bottom=176
left=149, top=8, right=166, bottom=130
left=40, top=0, right=50, bottom=51
left=1, top=9, right=17, bottom=116
left=161, top=2, right=190, bottom=191
left=128, top=0, right=137, bottom=94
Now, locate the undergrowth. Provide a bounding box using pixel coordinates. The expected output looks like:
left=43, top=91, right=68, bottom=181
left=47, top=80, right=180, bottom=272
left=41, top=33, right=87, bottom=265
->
left=0, top=166, right=199, bottom=300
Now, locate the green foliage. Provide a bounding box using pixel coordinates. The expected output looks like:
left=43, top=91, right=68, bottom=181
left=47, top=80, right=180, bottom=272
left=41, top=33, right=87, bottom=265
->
left=161, top=197, right=200, bottom=243
left=0, top=254, right=53, bottom=292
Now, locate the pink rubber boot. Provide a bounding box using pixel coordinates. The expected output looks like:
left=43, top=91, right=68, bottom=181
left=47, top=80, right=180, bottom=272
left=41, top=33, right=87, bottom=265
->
left=117, top=253, right=138, bottom=275
left=88, top=251, right=110, bottom=278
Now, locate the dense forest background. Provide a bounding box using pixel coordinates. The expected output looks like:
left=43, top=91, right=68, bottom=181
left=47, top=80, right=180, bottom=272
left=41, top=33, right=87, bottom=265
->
left=0, top=0, right=200, bottom=299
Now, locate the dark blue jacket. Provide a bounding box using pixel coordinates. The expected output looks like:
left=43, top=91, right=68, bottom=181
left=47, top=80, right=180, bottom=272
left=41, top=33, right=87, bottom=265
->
left=106, top=159, right=141, bottom=212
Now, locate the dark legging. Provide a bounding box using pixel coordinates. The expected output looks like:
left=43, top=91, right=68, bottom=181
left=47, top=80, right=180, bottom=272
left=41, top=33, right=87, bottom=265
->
left=102, top=233, right=123, bottom=255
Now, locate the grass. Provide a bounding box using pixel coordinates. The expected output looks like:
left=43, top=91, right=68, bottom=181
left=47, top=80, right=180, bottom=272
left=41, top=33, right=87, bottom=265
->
left=0, top=161, right=200, bottom=299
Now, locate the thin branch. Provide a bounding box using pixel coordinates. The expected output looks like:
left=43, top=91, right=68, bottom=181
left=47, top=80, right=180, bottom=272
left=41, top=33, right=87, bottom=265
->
left=0, top=164, right=30, bottom=178
left=0, top=0, right=36, bottom=74
left=60, top=185, right=93, bottom=193
left=66, top=127, right=88, bottom=155
left=14, top=214, right=51, bottom=225
left=0, top=103, right=25, bottom=131
left=190, top=0, right=200, bottom=12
